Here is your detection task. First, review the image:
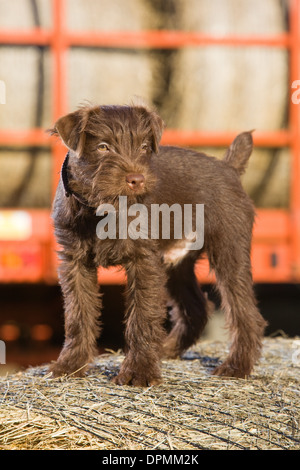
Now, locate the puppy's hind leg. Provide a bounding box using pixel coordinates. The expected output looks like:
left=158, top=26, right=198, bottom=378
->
left=207, top=235, right=267, bottom=378
left=163, top=255, right=211, bottom=358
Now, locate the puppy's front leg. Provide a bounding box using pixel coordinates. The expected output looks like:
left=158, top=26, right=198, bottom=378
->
left=50, top=245, right=101, bottom=377
left=113, top=249, right=167, bottom=386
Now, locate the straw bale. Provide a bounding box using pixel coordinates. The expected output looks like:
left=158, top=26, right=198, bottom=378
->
left=66, top=0, right=161, bottom=110
left=142, top=0, right=180, bottom=30
left=0, top=0, right=52, bottom=128
left=0, top=337, right=299, bottom=450
left=0, top=47, right=52, bottom=130
left=242, top=147, right=290, bottom=208
left=0, top=150, right=51, bottom=208
left=68, top=49, right=159, bottom=111
left=66, top=0, right=150, bottom=31
left=178, top=0, right=287, bottom=35
left=166, top=0, right=288, bottom=131
left=0, top=0, right=51, bottom=29
left=167, top=46, right=288, bottom=132
left=161, top=0, right=289, bottom=208
left=0, top=0, right=53, bottom=208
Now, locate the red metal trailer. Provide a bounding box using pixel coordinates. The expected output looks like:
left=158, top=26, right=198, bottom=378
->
left=0, top=0, right=300, bottom=285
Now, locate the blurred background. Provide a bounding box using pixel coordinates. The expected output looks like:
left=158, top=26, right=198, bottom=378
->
left=0, top=0, right=299, bottom=373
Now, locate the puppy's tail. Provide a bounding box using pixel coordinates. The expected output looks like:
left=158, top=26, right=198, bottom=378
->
left=223, top=130, right=254, bottom=176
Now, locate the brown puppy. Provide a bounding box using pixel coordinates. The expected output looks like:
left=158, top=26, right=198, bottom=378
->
left=49, top=103, right=267, bottom=386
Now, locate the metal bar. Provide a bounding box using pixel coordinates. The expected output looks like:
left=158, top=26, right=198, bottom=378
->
left=64, top=31, right=291, bottom=49
left=0, top=129, right=50, bottom=146
left=0, top=29, right=291, bottom=49
left=161, top=129, right=291, bottom=147
left=51, top=0, right=68, bottom=197
left=52, top=0, right=67, bottom=121
left=0, top=129, right=291, bottom=148
left=0, top=29, right=52, bottom=45
left=289, top=0, right=300, bottom=281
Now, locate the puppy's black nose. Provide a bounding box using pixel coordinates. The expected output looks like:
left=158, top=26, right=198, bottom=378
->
left=126, top=173, right=145, bottom=190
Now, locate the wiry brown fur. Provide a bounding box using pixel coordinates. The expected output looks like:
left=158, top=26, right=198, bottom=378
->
left=49, top=103, right=267, bottom=386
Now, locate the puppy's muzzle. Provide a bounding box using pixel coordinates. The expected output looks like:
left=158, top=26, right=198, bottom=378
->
left=126, top=173, right=145, bottom=191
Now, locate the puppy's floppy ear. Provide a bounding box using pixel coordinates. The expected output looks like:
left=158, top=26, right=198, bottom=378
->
left=149, top=110, right=165, bottom=154
left=49, top=107, right=90, bottom=155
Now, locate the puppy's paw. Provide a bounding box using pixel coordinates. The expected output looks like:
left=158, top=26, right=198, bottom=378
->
left=112, top=359, right=162, bottom=387
left=49, top=361, right=87, bottom=378
left=112, top=371, right=162, bottom=387
left=212, top=360, right=250, bottom=379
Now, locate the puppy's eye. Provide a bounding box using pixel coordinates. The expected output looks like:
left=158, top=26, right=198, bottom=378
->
left=141, top=143, right=150, bottom=153
left=98, top=143, right=109, bottom=152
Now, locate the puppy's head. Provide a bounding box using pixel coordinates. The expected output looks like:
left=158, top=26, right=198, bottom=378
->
left=51, top=103, right=164, bottom=204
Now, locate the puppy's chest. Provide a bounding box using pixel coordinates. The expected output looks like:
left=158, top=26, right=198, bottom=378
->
left=93, top=238, right=126, bottom=267
left=162, top=239, right=196, bottom=266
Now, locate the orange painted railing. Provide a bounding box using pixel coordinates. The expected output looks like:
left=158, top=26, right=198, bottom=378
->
left=0, top=0, right=300, bottom=284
